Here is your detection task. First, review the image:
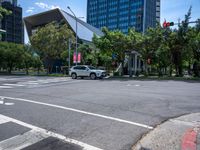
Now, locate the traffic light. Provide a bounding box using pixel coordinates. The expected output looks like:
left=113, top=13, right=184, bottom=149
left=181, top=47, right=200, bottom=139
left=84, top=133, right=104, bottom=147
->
left=163, top=21, right=174, bottom=28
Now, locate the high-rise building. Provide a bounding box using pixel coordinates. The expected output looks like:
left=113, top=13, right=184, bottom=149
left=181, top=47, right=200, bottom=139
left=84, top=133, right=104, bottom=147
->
left=87, top=0, right=160, bottom=34
left=156, top=0, right=160, bottom=22
left=0, top=0, right=17, bottom=6
left=0, top=0, right=24, bottom=43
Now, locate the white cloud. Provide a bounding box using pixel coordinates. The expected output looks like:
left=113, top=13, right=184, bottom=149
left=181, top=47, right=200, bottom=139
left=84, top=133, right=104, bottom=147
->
left=26, top=7, right=35, bottom=14
left=35, top=2, right=60, bottom=10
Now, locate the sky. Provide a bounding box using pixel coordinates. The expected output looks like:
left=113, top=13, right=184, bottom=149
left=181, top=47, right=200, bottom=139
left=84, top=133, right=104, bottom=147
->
left=18, top=0, right=200, bottom=43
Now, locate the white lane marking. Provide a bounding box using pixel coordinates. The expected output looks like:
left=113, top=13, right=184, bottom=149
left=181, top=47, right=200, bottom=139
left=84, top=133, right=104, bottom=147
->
left=0, top=114, right=103, bottom=150
left=3, top=84, right=25, bottom=87
left=26, top=82, right=39, bottom=85
left=0, top=116, right=9, bottom=124
left=27, top=81, right=38, bottom=83
left=0, top=86, right=13, bottom=89
left=0, top=101, right=4, bottom=104
left=4, top=102, right=15, bottom=106
left=0, top=96, right=153, bottom=129
left=135, top=85, right=140, bottom=87
left=0, top=130, right=49, bottom=150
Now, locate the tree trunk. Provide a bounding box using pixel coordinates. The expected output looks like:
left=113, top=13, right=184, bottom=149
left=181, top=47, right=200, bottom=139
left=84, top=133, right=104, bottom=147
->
left=121, top=61, right=124, bottom=76
left=178, top=65, right=183, bottom=77
left=25, top=64, right=29, bottom=75
left=8, top=63, right=12, bottom=74
left=169, top=64, right=173, bottom=77
left=26, top=68, right=29, bottom=75
left=37, top=68, right=40, bottom=75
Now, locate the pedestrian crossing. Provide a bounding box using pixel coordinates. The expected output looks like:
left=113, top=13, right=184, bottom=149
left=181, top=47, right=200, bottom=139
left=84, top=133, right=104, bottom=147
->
left=0, top=78, right=76, bottom=89
left=0, top=114, right=102, bottom=150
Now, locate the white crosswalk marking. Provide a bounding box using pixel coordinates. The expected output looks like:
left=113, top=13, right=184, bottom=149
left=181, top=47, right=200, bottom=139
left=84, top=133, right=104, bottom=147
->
left=0, top=86, right=13, bottom=89
left=0, top=114, right=103, bottom=150
left=0, top=130, right=49, bottom=150
left=3, top=84, right=25, bottom=87
left=0, top=117, right=9, bottom=125
left=0, top=78, right=75, bottom=89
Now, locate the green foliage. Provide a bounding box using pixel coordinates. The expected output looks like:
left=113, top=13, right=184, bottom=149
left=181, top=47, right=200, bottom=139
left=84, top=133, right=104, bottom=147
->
left=0, top=42, right=43, bottom=74
left=0, top=6, right=12, bottom=20
left=91, top=7, right=200, bottom=77
left=30, top=21, right=75, bottom=74
left=77, top=43, right=99, bottom=66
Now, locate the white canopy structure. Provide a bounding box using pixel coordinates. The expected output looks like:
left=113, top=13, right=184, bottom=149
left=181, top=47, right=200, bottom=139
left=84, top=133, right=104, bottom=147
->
left=24, top=8, right=103, bottom=42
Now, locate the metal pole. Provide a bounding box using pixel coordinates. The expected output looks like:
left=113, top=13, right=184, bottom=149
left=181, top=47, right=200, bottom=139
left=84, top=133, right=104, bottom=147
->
left=75, top=17, right=78, bottom=66
left=142, top=0, right=146, bottom=35
left=67, top=6, right=78, bottom=66
left=68, top=38, right=71, bottom=74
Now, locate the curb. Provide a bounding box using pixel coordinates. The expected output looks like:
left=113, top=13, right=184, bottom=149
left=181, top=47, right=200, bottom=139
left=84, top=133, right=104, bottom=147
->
left=132, top=113, right=200, bottom=150
left=181, top=127, right=200, bottom=150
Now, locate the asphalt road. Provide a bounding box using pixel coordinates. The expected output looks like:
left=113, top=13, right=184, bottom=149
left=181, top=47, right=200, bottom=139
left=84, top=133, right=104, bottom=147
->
left=0, top=76, right=200, bottom=150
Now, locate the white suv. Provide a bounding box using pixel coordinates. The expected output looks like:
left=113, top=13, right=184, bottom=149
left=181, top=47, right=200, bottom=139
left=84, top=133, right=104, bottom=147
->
left=69, top=65, right=107, bottom=80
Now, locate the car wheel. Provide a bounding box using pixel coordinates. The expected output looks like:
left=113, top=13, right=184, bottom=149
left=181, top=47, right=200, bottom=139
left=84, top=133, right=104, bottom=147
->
left=90, top=73, right=96, bottom=80
left=71, top=73, right=77, bottom=79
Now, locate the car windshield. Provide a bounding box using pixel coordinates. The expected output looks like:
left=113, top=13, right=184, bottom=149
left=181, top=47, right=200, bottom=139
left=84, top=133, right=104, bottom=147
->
left=88, top=66, right=96, bottom=70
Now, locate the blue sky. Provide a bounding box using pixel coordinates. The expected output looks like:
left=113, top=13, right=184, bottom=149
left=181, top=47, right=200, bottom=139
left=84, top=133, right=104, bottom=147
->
left=18, top=0, right=200, bottom=43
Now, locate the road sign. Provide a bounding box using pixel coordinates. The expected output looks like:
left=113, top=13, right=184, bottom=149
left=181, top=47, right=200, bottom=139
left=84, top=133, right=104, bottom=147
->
left=112, top=53, right=117, bottom=59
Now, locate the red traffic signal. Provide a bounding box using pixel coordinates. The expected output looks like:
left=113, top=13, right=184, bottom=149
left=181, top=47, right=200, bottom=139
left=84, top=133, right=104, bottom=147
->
left=163, top=21, right=174, bottom=28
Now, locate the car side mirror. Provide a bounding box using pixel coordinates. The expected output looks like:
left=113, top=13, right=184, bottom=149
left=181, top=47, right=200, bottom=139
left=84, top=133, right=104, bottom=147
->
left=86, top=68, right=89, bottom=71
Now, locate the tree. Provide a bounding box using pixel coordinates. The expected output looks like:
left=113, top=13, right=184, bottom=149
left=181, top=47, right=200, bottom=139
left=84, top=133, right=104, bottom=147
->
left=185, top=20, right=200, bottom=77
left=140, top=24, right=166, bottom=75
left=30, top=21, right=75, bottom=74
left=0, top=42, right=24, bottom=74
left=0, top=6, right=12, bottom=20
left=32, top=56, right=43, bottom=75
left=173, top=6, right=192, bottom=76
left=78, top=43, right=101, bottom=66
left=22, top=44, right=35, bottom=75
left=93, top=27, right=129, bottom=75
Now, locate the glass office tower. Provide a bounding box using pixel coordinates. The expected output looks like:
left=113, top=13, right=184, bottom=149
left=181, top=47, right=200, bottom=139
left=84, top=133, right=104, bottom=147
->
left=0, top=0, right=24, bottom=43
left=87, top=0, right=160, bottom=34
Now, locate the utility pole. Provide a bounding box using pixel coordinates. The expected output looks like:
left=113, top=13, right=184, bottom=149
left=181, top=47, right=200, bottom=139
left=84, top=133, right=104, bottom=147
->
left=68, top=38, right=71, bottom=75
left=67, top=6, right=78, bottom=66
left=142, top=0, right=146, bottom=35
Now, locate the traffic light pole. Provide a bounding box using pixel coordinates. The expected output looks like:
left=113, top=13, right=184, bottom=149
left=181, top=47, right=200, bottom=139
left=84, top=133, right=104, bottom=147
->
left=68, top=38, right=71, bottom=75
left=163, top=20, right=198, bottom=28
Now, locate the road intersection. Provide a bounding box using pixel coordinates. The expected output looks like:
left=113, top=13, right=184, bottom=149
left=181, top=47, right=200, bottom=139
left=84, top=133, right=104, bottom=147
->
left=0, top=76, right=200, bottom=150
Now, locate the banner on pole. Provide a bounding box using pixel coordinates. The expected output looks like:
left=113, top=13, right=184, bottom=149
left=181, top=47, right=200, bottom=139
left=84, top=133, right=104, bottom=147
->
left=73, top=52, right=77, bottom=64
left=77, top=52, right=81, bottom=63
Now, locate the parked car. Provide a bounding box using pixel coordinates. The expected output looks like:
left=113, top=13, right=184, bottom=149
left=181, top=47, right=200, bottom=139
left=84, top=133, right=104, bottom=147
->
left=69, top=65, right=107, bottom=79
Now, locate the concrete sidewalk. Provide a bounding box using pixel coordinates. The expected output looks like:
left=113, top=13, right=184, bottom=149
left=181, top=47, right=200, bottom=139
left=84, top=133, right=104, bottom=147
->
left=132, top=113, right=200, bottom=150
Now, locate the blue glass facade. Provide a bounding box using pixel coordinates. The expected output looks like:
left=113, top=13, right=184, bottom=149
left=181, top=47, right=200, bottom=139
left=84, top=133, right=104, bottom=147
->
left=0, top=0, right=24, bottom=44
left=87, top=0, right=159, bottom=33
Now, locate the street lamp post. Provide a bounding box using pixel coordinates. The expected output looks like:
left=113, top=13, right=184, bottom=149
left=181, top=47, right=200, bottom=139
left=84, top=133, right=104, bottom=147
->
left=67, top=6, right=78, bottom=66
